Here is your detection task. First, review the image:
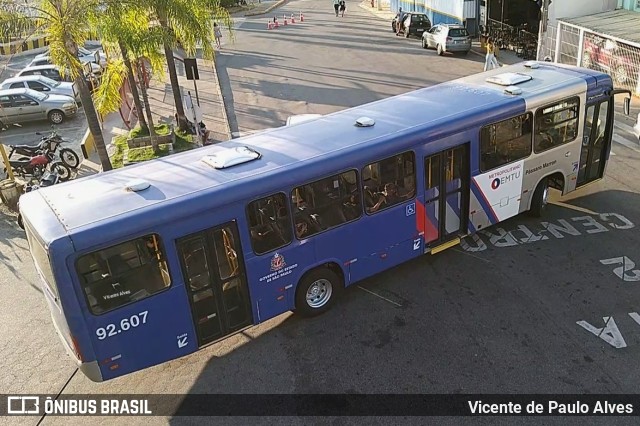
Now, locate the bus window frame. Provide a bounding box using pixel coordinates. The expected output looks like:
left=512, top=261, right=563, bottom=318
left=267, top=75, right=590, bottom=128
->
left=290, top=168, right=363, bottom=240
left=479, top=112, right=533, bottom=173
left=533, top=96, right=581, bottom=154
left=24, top=221, right=59, bottom=300
left=362, top=150, right=417, bottom=216
left=74, top=232, right=173, bottom=316
left=245, top=191, right=293, bottom=256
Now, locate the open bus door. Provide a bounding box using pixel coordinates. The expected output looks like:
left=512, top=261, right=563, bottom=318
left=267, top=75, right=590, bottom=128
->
left=177, top=222, right=253, bottom=347
left=577, top=100, right=611, bottom=187
left=423, top=144, right=470, bottom=252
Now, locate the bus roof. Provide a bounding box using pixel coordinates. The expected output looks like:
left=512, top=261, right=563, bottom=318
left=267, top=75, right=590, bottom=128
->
left=23, top=62, right=605, bottom=244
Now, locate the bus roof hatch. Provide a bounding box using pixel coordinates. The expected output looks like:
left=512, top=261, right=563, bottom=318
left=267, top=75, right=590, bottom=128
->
left=201, top=146, right=262, bottom=169
left=485, top=72, right=533, bottom=86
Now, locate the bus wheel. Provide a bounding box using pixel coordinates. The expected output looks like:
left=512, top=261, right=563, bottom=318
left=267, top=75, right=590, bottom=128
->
left=295, top=268, right=340, bottom=317
left=529, top=178, right=549, bottom=217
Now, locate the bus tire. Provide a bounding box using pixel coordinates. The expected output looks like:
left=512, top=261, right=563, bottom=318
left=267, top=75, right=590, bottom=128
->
left=529, top=178, right=549, bottom=217
left=295, top=268, right=340, bottom=317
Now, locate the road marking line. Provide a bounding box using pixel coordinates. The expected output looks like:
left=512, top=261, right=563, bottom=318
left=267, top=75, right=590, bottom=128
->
left=356, top=285, right=402, bottom=307
left=549, top=200, right=598, bottom=215
left=613, top=133, right=640, bottom=153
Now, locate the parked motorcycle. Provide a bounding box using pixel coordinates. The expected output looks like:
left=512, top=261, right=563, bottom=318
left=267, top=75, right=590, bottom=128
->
left=7, top=131, right=80, bottom=169
left=4, top=152, right=72, bottom=182
left=16, top=170, right=61, bottom=230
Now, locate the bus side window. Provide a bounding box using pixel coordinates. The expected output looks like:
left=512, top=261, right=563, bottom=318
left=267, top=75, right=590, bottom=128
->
left=76, top=234, right=171, bottom=314
left=534, top=97, right=580, bottom=153
left=362, top=151, right=416, bottom=214
left=291, top=169, right=362, bottom=239
left=480, top=112, right=532, bottom=172
left=246, top=193, right=292, bottom=255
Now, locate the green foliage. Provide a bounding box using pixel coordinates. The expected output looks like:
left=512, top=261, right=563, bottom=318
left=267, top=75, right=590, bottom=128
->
left=110, top=125, right=197, bottom=168
left=92, top=59, right=127, bottom=117
left=129, top=123, right=171, bottom=138
left=38, top=0, right=93, bottom=81
left=127, top=143, right=173, bottom=162
left=111, top=134, right=127, bottom=169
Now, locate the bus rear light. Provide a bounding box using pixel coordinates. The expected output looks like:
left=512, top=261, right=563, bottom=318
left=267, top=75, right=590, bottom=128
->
left=71, top=335, right=84, bottom=362
left=109, top=364, right=119, bottom=371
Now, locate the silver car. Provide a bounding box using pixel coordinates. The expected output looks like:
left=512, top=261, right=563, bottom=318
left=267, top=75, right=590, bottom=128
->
left=421, top=24, right=472, bottom=55
left=0, top=87, right=78, bottom=127
left=0, top=75, right=80, bottom=103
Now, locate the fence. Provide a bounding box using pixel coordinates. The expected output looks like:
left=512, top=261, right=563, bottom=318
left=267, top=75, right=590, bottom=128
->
left=541, top=22, right=640, bottom=95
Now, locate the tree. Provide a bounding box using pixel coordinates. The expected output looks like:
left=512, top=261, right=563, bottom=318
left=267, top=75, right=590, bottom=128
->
left=145, top=0, right=233, bottom=131
left=96, top=6, right=167, bottom=150
left=35, top=0, right=113, bottom=171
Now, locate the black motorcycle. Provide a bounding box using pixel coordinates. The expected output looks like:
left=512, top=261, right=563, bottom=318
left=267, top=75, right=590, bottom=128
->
left=8, top=131, right=80, bottom=169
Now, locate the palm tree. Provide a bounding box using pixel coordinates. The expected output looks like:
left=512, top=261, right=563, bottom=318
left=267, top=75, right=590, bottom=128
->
left=35, top=0, right=113, bottom=171
left=145, top=0, right=233, bottom=131
left=96, top=6, right=167, bottom=150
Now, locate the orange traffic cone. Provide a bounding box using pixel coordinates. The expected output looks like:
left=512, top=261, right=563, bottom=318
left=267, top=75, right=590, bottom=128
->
left=300, top=12, right=304, bottom=22
left=291, top=13, right=295, bottom=23
left=283, top=14, right=288, bottom=25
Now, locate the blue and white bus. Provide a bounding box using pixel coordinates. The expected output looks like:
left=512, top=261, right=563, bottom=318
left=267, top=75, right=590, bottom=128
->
left=19, top=62, right=631, bottom=382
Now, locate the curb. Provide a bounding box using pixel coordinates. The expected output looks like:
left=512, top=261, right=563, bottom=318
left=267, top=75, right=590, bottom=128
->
left=244, top=0, right=287, bottom=16
left=207, top=59, right=232, bottom=142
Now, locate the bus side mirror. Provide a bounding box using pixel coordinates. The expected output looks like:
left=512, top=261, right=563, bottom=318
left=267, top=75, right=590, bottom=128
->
left=624, top=97, right=630, bottom=116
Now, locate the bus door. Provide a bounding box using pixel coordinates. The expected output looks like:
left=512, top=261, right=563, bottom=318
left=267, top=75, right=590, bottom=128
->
left=577, top=100, right=610, bottom=187
left=423, top=144, right=469, bottom=249
left=177, top=221, right=253, bottom=347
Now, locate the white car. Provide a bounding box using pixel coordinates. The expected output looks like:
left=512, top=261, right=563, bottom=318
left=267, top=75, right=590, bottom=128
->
left=0, top=75, right=80, bottom=103
left=36, top=46, right=107, bottom=67
left=28, top=55, right=102, bottom=75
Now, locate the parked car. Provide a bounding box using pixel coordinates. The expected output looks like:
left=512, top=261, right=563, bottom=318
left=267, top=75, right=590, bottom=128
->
left=15, top=64, right=73, bottom=83
left=582, top=36, right=636, bottom=86
left=15, top=64, right=100, bottom=91
left=36, top=45, right=107, bottom=67
left=421, top=23, right=471, bottom=55
left=0, top=75, right=80, bottom=103
left=28, top=55, right=102, bottom=75
left=0, top=88, right=77, bottom=127
left=392, top=12, right=431, bottom=38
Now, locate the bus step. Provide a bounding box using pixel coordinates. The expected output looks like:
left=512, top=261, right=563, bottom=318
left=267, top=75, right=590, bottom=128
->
left=430, top=238, right=461, bottom=255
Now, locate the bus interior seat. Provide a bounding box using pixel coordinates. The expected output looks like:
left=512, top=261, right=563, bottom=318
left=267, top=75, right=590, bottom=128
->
left=108, top=254, right=130, bottom=276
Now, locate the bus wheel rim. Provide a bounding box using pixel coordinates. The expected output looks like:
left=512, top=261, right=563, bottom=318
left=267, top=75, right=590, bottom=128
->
left=306, top=278, right=332, bottom=308
left=542, top=186, right=549, bottom=206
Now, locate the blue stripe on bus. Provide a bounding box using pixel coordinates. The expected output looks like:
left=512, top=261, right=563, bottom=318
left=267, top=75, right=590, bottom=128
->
left=470, top=179, right=499, bottom=225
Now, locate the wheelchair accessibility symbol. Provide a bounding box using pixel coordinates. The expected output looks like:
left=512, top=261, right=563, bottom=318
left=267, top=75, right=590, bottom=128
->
left=406, top=203, right=416, bottom=217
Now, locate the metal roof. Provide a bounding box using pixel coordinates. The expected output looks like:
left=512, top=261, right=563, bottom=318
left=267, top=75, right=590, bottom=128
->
left=559, top=9, right=640, bottom=48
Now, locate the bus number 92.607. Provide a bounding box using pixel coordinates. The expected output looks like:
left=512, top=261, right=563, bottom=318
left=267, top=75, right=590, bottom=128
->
left=96, top=311, right=149, bottom=340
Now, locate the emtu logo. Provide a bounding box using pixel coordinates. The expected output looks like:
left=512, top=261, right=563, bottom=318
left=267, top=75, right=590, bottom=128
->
left=491, top=178, right=501, bottom=190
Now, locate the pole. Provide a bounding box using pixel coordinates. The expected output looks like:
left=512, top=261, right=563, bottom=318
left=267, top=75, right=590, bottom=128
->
left=0, top=144, right=14, bottom=181
left=536, top=0, right=549, bottom=61
left=193, top=78, right=200, bottom=107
